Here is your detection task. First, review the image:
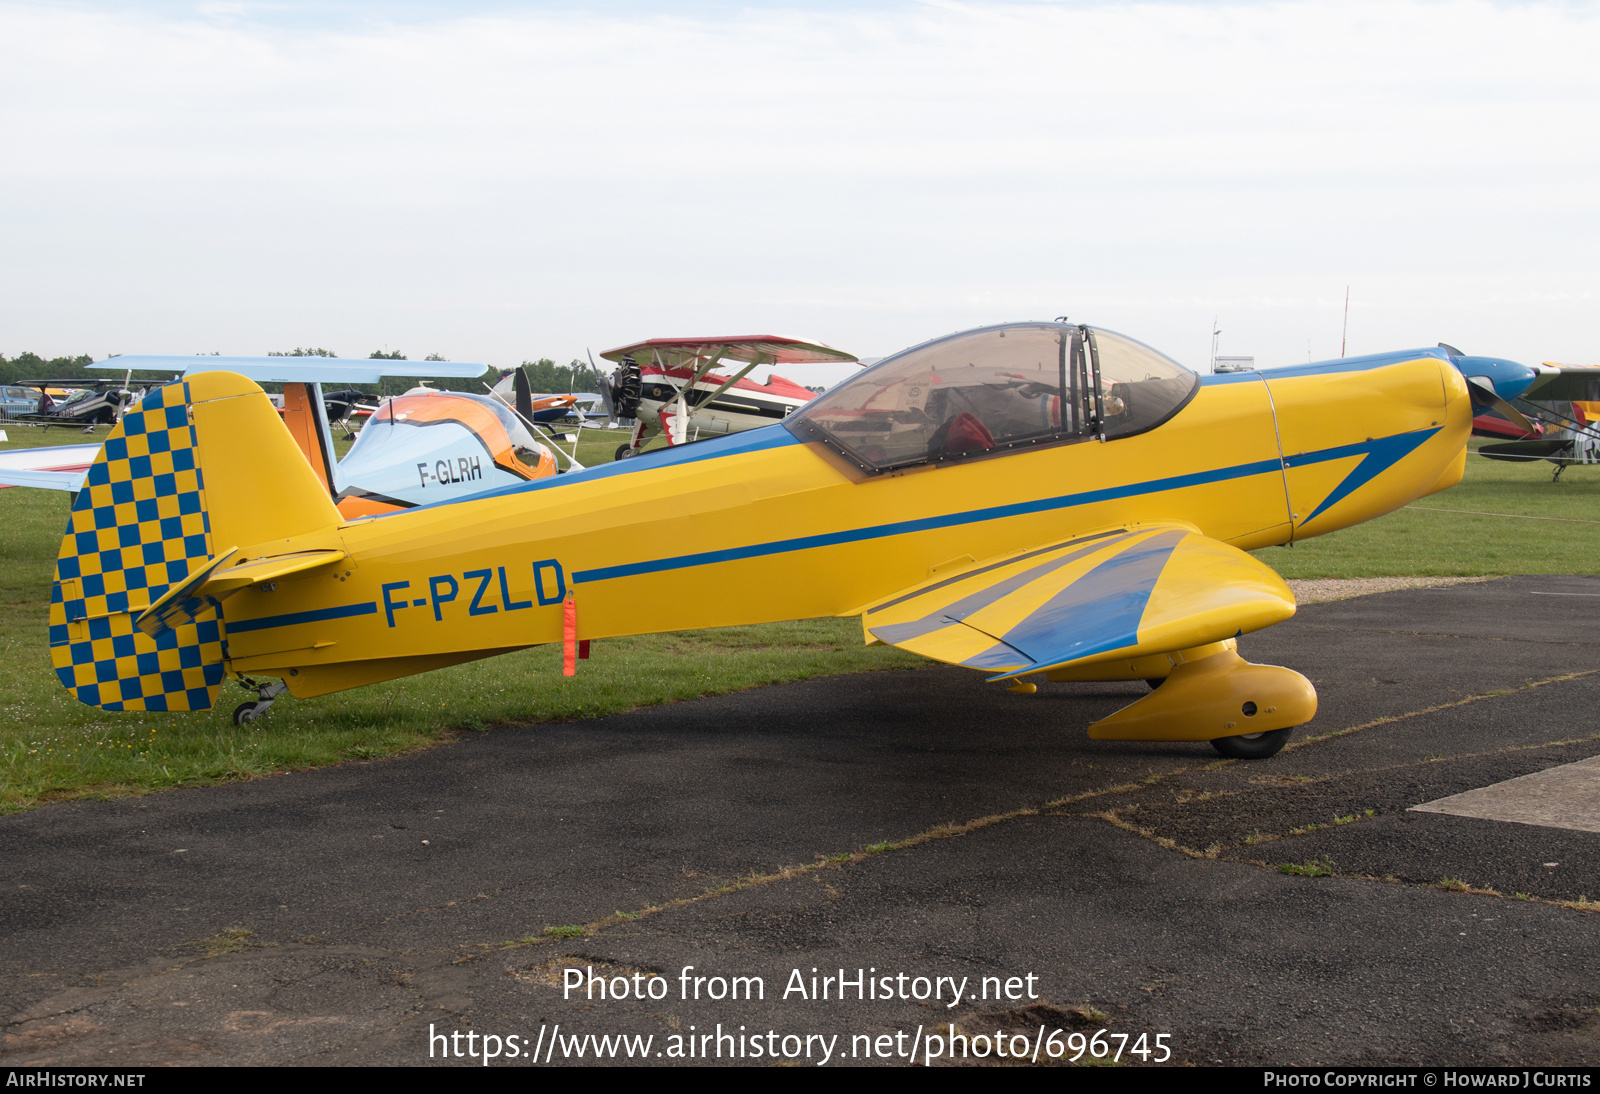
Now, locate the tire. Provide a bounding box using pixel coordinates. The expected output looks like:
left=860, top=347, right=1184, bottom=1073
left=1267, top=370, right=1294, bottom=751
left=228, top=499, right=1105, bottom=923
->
left=1210, top=727, right=1293, bottom=759
left=614, top=444, right=634, bottom=461
left=233, top=702, right=260, bottom=726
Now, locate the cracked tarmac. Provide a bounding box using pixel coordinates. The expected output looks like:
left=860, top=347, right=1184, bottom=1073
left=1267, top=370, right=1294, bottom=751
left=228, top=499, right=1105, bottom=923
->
left=2, top=575, right=1598, bottom=1066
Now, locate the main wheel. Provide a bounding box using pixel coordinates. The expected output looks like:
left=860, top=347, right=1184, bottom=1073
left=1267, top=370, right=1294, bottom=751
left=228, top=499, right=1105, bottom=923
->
left=1210, top=727, right=1293, bottom=759
left=614, top=444, right=634, bottom=461
left=233, top=702, right=261, bottom=726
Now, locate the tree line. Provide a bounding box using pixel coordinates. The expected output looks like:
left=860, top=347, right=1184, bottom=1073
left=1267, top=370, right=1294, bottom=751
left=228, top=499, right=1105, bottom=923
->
left=0, top=351, right=602, bottom=397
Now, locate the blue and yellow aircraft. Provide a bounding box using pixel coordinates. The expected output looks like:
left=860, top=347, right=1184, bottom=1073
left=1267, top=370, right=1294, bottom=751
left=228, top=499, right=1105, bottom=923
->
left=48, top=322, right=1486, bottom=758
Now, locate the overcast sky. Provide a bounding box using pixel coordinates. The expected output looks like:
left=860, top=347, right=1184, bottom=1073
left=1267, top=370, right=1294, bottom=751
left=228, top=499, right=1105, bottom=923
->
left=3, top=0, right=1597, bottom=379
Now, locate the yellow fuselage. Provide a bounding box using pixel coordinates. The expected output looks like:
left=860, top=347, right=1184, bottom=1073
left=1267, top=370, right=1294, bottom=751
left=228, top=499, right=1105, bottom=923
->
left=215, top=352, right=1468, bottom=698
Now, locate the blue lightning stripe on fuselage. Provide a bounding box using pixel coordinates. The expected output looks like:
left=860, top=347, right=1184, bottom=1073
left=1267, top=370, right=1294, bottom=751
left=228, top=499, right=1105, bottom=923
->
left=1291, top=431, right=1438, bottom=524
left=569, top=429, right=1437, bottom=586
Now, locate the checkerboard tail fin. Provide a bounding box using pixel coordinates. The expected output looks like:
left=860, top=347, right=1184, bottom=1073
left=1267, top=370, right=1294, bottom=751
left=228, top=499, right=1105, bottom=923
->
left=47, top=373, right=343, bottom=712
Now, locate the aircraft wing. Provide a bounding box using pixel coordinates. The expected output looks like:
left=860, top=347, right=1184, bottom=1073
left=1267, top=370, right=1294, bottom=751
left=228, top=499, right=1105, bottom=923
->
left=1523, top=364, right=1600, bottom=403
left=0, top=468, right=89, bottom=491
left=861, top=524, right=1295, bottom=681
left=91, top=357, right=488, bottom=383
left=0, top=443, right=101, bottom=491
left=598, top=335, right=858, bottom=367
left=1478, top=438, right=1572, bottom=462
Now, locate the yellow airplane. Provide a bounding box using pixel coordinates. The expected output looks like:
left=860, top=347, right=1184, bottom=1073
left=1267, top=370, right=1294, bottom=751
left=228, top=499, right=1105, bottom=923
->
left=47, top=322, right=1472, bottom=758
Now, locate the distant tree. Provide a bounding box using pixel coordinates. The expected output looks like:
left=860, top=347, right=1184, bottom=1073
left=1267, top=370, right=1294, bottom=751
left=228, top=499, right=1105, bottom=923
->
left=0, top=352, right=97, bottom=384
left=568, top=358, right=601, bottom=393
left=516, top=357, right=599, bottom=394
left=368, top=350, right=406, bottom=360
left=424, top=353, right=447, bottom=361
left=268, top=348, right=338, bottom=357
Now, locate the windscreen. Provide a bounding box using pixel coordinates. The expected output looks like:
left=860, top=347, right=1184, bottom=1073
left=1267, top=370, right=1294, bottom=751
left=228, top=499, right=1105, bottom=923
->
left=1087, top=328, right=1198, bottom=440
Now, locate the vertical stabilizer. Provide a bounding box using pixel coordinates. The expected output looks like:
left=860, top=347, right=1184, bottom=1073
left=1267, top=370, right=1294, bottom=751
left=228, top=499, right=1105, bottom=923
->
left=514, top=365, right=535, bottom=422
left=49, top=373, right=342, bottom=711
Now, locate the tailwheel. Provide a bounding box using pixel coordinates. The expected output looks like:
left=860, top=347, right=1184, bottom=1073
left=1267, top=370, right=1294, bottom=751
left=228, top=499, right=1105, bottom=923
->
left=1210, top=727, right=1294, bottom=759
left=232, top=678, right=288, bottom=726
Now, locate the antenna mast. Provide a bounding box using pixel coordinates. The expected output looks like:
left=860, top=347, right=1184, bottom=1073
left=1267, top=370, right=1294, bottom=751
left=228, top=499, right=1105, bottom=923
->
left=1340, top=286, right=1350, bottom=358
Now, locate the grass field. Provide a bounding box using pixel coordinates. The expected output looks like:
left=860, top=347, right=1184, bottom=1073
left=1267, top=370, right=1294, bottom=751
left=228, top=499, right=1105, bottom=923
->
left=1, top=420, right=1595, bottom=812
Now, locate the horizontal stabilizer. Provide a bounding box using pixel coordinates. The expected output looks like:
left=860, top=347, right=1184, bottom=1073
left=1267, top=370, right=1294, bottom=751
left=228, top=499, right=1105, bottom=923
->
left=863, top=525, right=1296, bottom=680
left=136, top=548, right=346, bottom=637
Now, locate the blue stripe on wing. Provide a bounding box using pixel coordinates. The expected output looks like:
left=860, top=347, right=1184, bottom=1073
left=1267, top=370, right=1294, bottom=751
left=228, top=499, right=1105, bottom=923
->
left=867, top=532, right=1133, bottom=647
left=969, top=529, right=1186, bottom=677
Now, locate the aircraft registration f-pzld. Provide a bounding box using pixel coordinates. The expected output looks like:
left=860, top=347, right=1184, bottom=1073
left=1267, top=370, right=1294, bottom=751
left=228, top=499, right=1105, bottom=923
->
left=49, top=323, right=1483, bottom=758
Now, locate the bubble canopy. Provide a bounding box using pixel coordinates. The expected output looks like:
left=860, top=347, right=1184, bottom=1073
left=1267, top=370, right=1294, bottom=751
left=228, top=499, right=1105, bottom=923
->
left=784, top=322, right=1199, bottom=473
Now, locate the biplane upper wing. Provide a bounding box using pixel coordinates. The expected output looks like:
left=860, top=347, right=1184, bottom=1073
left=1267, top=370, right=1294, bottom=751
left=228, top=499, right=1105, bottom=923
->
left=861, top=524, right=1296, bottom=681
left=598, top=335, right=859, bottom=366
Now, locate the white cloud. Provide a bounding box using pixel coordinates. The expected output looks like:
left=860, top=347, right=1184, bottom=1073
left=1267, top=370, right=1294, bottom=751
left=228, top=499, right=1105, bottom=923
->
left=2, top=0, right=1597, bottom=368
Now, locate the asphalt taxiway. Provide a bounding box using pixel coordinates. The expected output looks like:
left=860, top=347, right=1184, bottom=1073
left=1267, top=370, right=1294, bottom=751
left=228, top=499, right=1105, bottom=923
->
left=2, top=576, right=1598, bottom=1066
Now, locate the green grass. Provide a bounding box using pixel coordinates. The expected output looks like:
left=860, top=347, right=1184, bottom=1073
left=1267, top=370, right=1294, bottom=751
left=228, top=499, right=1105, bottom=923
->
left=1254, top=446, right=1600, bottom=578
left=1279, top=857, right=1337, bottom=878
left=1, top=425, right=1595, bottom=812
left=0, top=422, right=917, bottom=812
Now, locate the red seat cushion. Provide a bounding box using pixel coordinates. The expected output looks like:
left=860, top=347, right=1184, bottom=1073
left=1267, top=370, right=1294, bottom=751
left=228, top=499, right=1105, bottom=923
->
left=945, top=411, right=995, bottom=453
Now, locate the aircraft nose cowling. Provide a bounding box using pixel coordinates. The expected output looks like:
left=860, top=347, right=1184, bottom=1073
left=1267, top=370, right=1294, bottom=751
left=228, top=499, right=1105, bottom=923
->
left=1266, top=353, right=1471, bottom=538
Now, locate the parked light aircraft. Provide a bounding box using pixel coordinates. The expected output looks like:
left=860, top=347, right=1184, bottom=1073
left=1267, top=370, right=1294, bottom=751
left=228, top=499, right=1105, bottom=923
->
left=1473, top=361, right=1600, bottom=478
left=11, top=378, right=151, bottom=430
left=488, top=368, right=585, bottom=427
left=69, top=357, right=559, bottom=515
left=598, top=336, right=857, bottom=460
left=2, top=372, right=563, bottom=514
left=49, top=323, right=1490, bottom=757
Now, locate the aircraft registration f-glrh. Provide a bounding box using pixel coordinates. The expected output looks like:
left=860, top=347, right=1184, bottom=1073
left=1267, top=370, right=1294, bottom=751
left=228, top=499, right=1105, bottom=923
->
left=49, top=323, right=1482, bottom=758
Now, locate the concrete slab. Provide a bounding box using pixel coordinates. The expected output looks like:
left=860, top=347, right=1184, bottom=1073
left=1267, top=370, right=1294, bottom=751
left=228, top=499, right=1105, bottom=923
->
left=1412, top=755, right=1600, bottom=834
